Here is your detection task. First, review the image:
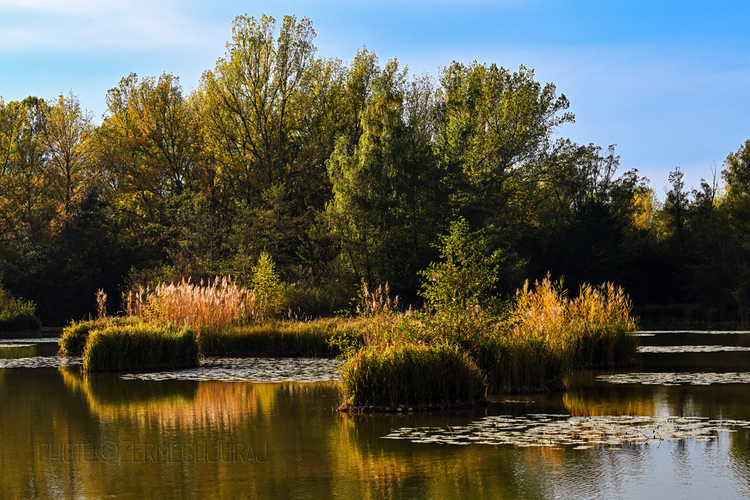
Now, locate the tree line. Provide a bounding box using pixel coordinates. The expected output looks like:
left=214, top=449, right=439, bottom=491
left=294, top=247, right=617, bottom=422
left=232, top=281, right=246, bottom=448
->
left=1, top=14, right=749, bottom=324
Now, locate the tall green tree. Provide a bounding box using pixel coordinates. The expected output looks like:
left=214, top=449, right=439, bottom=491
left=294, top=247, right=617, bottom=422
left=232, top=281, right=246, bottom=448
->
left=435, top=62, right=574, bottom=232
left=0, top=97, right=52, bottom=240
left=327, top=59, right=442, bottom=290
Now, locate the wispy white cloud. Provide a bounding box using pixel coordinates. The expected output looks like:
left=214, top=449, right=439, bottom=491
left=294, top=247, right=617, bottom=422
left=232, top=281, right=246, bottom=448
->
left=0, top=0, right=222, bottom=51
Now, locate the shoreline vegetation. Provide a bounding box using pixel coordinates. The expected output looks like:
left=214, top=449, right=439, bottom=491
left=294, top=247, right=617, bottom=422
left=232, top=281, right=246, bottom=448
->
left=0, top=285, right=41, bottom=334
left=2, top=14, right=749, bottom=339
left=58, top=275, right=637, bottom=407
left=58, top=221, right=639, bottom=410
left=82, top=322, right=199, bottom=373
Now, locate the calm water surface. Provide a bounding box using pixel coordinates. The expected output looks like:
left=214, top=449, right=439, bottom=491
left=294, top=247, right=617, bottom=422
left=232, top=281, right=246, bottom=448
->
left=2, top=331, right=750, bottom=499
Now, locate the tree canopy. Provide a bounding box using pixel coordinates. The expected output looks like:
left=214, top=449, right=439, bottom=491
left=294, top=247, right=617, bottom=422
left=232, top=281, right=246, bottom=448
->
left=0, top=14, right=747, bottom=324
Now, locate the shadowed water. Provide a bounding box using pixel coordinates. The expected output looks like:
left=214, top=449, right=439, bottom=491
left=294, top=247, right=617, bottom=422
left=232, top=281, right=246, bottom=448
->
left=2, top=331, right=750, bottom=499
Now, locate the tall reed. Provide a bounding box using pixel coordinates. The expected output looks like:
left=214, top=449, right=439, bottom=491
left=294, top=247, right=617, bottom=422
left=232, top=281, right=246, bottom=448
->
left=477, top=277, right=638, bottom=392
left=130, top=277, right=249, bottom=327
left=337, top=277, right=639, bottom=405
left=506, top=277, right=638, bottom=369
left=125, top=276, right=292, bottom=327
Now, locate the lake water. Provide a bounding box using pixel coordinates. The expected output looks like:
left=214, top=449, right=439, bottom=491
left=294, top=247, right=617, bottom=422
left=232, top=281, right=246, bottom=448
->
left=2, top=331, right=750, bottom=499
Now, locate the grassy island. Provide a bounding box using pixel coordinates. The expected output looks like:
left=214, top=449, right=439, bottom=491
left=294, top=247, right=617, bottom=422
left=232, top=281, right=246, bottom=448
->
left=335, top=220, right=639, bottom=411
left=335, top=277, right=638, bottom=411
left=82, top=322, right=199, bottom=372
left=59, top=272, right=363, bottom=371
left=59, top=224, right=638, bottom=404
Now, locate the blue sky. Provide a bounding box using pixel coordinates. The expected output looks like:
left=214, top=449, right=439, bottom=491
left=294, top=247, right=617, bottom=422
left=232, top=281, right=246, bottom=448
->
left=1, top=0, right=749, bottom=196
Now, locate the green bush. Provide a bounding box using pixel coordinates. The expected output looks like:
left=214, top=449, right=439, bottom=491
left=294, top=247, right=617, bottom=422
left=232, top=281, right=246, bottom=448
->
left=0, top=286, right=41, bottom=333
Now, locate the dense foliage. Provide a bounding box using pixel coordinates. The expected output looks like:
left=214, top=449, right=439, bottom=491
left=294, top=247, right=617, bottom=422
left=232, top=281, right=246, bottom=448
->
left=1, top=13, right=748, bottom=324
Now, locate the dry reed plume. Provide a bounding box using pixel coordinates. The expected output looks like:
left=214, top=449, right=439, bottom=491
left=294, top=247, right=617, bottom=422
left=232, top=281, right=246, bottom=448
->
left=123, top=276, right=288, bottom=327
left=135, top=277, right=249, bottom=327
left=508, top=277, right=636, bottom=341
left=506, top=276, right=638, bottom=369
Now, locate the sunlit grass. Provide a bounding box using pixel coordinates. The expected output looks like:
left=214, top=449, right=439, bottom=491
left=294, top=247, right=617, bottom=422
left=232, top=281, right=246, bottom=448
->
left=59, top=316, right=142, bottom=356
left=126, top=277, right=249, bottom=327
left=506, top=278, right=639, bottom=370
left=337, top=277, right=639, bottom=405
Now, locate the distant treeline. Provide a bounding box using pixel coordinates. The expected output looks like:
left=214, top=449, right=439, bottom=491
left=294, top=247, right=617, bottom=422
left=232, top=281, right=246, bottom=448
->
left=1, top=14, right=749, bottom=325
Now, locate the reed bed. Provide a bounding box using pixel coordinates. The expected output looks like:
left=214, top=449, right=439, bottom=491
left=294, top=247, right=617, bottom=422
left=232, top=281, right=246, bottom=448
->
left=198, top=317, right=365, bottom=357
left=472, top=278, right=638, bottom=393
left=336, top=277, right=639, bottom=407
left=127, top=277, right=249, bottom=327
left=338, top=343, right=487, bottom=410
left=506, top=278, right=639, bottom=370
left=61, top=314, right=365, bottom=361
left=82, top=322, right=199, bottom=372
left=124, top=275, right=292, bottom=327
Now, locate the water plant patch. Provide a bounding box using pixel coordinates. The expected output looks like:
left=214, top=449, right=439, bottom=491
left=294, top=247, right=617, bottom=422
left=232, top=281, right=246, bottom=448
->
left=382, top=414, right=744, bottom=448
left=598, top=372, right=750, bottom=385
left=120, top=357, right=343, bottom=383
left=638, top=345, right=750, bottom=353
left=0, top=356, right=82, bottom=369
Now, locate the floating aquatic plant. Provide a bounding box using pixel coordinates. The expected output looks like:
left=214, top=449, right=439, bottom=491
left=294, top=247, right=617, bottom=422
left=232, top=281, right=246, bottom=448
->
left=598, top=372, right=750, bottom=386
left=0, top=356, right=82, bottom=369
left=638, top=345, right=750, bottom=353
left=121, top=357, right=343, bottom=383
left=382, top=414, right=744, bottom=448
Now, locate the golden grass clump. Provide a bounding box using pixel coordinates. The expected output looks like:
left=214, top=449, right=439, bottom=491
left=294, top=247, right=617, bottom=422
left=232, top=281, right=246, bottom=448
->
left=338, top=276, right=640, bottom=404
left=506, top=276, right=639, bottom=369
left=124, top=275, right=290, bottom=328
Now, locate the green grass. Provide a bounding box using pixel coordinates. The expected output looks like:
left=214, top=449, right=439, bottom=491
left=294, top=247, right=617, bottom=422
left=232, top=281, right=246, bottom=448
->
left=338, top=343, right=487, bottom=409
left=82, top=322, right=199, bottom=372
left=471, top=334, right=567, bottom=394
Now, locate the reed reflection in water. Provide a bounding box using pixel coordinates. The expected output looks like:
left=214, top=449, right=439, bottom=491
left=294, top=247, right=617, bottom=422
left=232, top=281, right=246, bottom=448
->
left=2, top=330, right=750, bottom=498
